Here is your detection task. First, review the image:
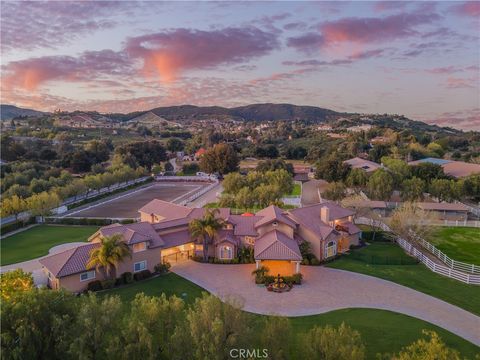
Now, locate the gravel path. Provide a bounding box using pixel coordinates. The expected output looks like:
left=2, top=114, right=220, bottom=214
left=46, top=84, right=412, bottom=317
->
left=172, top=261, right=480, bottom=346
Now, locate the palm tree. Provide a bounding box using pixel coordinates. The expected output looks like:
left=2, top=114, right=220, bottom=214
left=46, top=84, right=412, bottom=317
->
left=87, top=234, right=132, bottom=280
left=189, top=208, right=225, bottom=262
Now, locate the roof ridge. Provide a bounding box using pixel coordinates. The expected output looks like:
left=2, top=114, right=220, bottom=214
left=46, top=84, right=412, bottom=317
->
left=256, top=230, right=300, bottom=259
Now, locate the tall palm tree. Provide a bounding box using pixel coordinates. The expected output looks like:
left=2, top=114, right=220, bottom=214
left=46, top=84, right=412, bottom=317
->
left=189, top=208, right=225, bottom=262
left=87, top=234, right=132, bottom=280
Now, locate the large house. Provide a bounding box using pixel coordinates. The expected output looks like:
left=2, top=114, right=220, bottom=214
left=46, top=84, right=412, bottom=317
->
left=40, top=200, right=361, bottom=292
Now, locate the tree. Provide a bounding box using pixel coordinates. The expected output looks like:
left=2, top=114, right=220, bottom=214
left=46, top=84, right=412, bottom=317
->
left=86, top=234, right=132, bottom=280
left=254, top=184, right=282, bottom=207
left=116, top=141, right=167, bottom=170
left=391, top=331, right=460, bottom=360
left=1, top=289, right=76, bottom=359
left=389, top=202, right=437, bottom=243
left=181, top=294, right=252, bottom=360
left=85, top=140, right=110, bottom=164
left=410, top=163, right=445, bottom=184
left=315, top=157, right=351, bottom=182
left=429, top=179, right=461, bottom=202
left=261, top=316, right=292, bottom=360
left=164, top=161, right=174, bottom=172
left=463, top=173, right=480, bottom=201
left=199, top=143, right=239, bottom=175
left=300, top=323, right=365, bottom=360
left=401, top=177, right=425, bottom=201
left=368, top=144, right=390, bottom=163
left=322, top=182, right=347, bottom=202
left=0, top=195, right=27, bottom=220
left=341, top=195, right=383, bottom=241
left=0, top=269, right=34, bottom=301
left=189, top=208, right=225, bottom=261
left=346, top=168, right=368, bottom=192
left=70, top=150, right=93, bottom=173
left=222, top=172, right=246, bottom=194
left=235, top=186, right=255, bottom=209
left=382, top=157, right=410, bottom=187
left=27, top=191, right=61, bottom=217
left=256, top=159, right=294, bottom=175
left=69, top=294, right=123, bottom=359
left=367, top=169, right=394, bottom=200
left=166, top=138, right=184, bottom=152
left=265, top=169, right=294, bottom=195
left=120, top=293, right=185, bottom=359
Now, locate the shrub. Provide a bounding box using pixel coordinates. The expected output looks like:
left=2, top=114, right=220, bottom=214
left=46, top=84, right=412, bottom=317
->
left=264, top=275, right=275, bottom=285
left=115, top=277, right=124, bottom=286
left=292, top=273, right=303, bottom=285
left=154, top=262, right=171, bottom=274
left=301, top=258, right=310, bottom=265
left=133, top=269, right=152, bottom=281
left=101, top=279, right=115, bottom=289
left=192, top=255, right=203, bottom=262
left=310, top=258, right=320, bottom=266
left=87, top=280, right=103, bottom=292
left=121, top=272, right=133, bottom=284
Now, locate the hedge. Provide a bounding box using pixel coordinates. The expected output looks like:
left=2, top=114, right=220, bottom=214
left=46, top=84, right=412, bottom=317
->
left=44, top=218, right=136, bottom=226
left=0, top=217, right=36, bottom=235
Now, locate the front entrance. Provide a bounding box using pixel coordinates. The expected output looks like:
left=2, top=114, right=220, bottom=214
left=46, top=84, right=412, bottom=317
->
left=161, top=243, right=195, bottom=263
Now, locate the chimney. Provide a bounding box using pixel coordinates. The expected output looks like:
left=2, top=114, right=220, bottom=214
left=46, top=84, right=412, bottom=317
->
left=320, top=206, right=330, bottom=223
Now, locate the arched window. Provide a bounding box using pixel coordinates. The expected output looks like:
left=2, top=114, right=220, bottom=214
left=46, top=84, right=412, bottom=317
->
left=220, top=245, right=233, bottom=259
left=325, top=241, right=337, bottom=258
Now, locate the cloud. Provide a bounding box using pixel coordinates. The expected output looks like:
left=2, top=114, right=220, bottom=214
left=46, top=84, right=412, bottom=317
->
left=373, top=1, right=409, bottom=13
left=287, top=13, right=439, bottom=53
left=424, top=108, right=480, bottom=131
left=450, top=1, right=480, bottom=17
left=0, top=1, right=145, bottom=52
left=2, top=50, right=132, bottom=90
left=283, top=48, right=386, bottom=66
left=445, top=77, right=477, bottom=89
left=125, top=27, right=279, bottom=81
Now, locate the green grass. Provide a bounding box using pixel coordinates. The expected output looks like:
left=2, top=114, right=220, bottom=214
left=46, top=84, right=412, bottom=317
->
left=326, top=242, right=480, bottom=315
left=0, top=225, right=98, bottom=266
left=287, top=183, right=302, bottom=196
left=100, top=272, right=204, bottom=305
left=102, top=272, right=479, bottom=358
left=288, top=309, right=479, bottom=359
left=427, top=227, right=480, bottom=266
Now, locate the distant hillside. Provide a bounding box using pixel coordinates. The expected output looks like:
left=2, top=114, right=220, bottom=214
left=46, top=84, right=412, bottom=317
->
left=0, top=105, right=45, bottom=120
left=146, top=103, right=341, bottom=122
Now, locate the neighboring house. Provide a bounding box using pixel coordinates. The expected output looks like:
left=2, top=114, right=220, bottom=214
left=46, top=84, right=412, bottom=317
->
left=416, top=202, right=470, bottom=221
left=344, top=157, right=381, bottom=173
left=194, top=148, right=206, bottom=160
left=408, top=158, right=480, bottom=178
left=345, top=199, right=388, bottom=217
left=40, top=200, right=360, bottom=292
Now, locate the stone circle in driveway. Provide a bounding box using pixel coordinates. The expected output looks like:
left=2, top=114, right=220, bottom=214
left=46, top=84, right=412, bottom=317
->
left=172, top=261, right=480, bottom=346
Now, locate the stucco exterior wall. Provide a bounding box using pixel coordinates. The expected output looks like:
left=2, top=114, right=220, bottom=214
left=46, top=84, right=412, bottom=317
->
left=296, top=226, right=322, bottom=260
left=57, top=269, right=107, bottom=293
left=115, top=246, right=162, bottom=275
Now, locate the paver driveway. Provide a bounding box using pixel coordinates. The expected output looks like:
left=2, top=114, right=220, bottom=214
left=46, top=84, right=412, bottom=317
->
left=172, top=261, right=480, bottom=346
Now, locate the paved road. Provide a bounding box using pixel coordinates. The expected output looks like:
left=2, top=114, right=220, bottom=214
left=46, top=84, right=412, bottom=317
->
left=172, top=261, right=480, bottom=346
left=301, top=179, right=329, bottom=206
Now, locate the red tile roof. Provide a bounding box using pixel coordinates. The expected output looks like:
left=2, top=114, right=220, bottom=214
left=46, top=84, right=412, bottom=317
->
left=138, top=199, right=192, bottom=220
left=40, top=243, right=99, bottom=278
left=254, top=205, right=297, bottom=228
left=254, top=230, right=302, bottom=261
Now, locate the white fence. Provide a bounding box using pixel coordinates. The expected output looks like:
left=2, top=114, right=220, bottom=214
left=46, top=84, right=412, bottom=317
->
left=178, top=180, right=219, bottom=206
left=155, top=175, right=217, bottom=182
left=355, top=217, right=480, bottom=285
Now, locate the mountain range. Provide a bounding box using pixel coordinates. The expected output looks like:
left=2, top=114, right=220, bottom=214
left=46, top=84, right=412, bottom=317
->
left=1, top=103, right=456, bottom=133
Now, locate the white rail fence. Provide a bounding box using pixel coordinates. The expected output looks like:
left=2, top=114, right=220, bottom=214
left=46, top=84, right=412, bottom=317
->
left=179, top=180, right=219, bottom=206
left=355, top=217, right=480, bottom=285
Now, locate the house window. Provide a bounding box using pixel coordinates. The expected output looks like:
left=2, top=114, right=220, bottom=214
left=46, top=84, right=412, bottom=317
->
left=80, top=270, right=95, bottom=282
left=219, top=245, right=233, bottom=259
left=133, top=242, right=147, bottom=253
left=134, top=260, right=147, bottom=272
left=325, top=241, right=337, bottom=258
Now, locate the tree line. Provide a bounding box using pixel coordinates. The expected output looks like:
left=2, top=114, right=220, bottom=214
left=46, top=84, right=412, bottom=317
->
left=0, top=282, right=463, bottom=360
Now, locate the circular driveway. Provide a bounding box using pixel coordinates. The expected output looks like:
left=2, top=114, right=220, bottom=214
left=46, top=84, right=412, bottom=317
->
left=172, top=261, right=480, bottom=346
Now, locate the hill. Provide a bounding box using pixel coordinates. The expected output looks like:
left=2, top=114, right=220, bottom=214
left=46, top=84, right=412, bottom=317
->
left=0, top=105, right=45, bottom=120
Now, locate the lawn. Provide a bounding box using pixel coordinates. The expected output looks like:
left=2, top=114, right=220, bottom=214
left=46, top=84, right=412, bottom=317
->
left=100, top=272, right=205, bottom=305
left=287, top=183, right=302, bottom=196
left=427, top=227, right=480, bottom=266
left=326, top=242, right=480, bottom=316
left=1, top=225, right=98, bottom=266
left=102, top=272, right=479, bottom=358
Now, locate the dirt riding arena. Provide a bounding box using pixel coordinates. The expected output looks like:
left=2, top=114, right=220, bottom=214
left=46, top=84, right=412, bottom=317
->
left=65, top=182, right=209, bottom=219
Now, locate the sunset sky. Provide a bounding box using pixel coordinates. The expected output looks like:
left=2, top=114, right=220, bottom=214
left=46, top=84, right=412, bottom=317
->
left=1, top=1, right=479, bottom=130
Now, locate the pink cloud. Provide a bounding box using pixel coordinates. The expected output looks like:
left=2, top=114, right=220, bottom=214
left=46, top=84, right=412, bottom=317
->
left=125, top=27, right=279, bottom=82
left=450, top=1, right=480, bottom=17
left=2, top=50, right=132, bottom=90
left=445, top=77, right=477, bottom=89
left=423, top=109, right=480, bottom=131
